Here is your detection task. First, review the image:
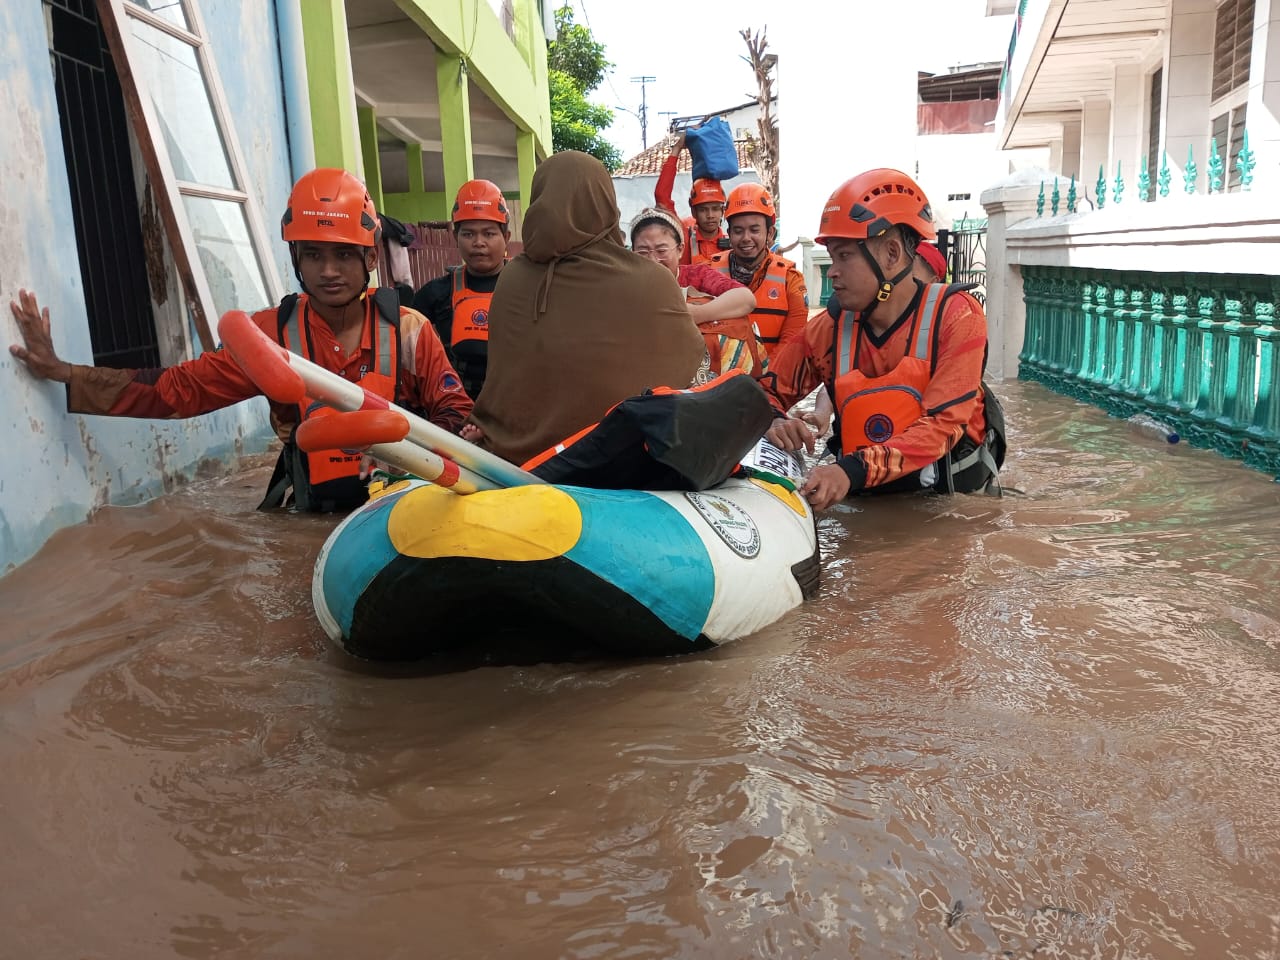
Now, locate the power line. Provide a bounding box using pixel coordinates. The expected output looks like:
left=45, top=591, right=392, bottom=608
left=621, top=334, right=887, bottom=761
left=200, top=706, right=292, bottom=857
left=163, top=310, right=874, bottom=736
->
left=631, top=75, right=655, bottom=149
left=575, top=0, right=625, bottom=108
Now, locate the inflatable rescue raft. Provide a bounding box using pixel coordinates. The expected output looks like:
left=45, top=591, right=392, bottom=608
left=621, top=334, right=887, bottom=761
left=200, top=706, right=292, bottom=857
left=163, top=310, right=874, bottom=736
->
left=313, top=443, right=819, bottom=660
left=217, top=311, right=820, bottom=662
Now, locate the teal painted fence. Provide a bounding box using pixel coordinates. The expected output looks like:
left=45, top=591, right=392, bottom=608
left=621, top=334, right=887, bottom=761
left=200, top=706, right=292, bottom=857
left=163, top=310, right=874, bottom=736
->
left=1019, top=265, right=1280, bottom=477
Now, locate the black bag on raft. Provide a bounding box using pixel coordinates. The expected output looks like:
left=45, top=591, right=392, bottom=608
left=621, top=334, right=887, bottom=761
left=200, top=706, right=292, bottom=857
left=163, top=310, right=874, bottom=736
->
left=529, top=371, right=776, bottom=491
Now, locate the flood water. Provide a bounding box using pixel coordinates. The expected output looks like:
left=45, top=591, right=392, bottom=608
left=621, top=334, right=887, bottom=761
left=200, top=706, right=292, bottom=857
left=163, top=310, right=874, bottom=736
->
left=3, top=380, right=1280, bottom=959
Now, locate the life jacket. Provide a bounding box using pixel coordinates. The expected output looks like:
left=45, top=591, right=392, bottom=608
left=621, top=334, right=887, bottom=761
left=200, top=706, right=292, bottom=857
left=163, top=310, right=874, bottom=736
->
left=447, top=265, right=501, bottom=399
left=449, top=267, right=493, bottom=348
left=684, top=288, right=767, bottom=379
left=258, top=289, right=402, bottom=512
left=685, top=221, right=728, bottom=265
left=521, top=370, right=776, bottom=491
left=832, top=282, right=1006, bottom=494
left=709, top=252, right=794, bottom=355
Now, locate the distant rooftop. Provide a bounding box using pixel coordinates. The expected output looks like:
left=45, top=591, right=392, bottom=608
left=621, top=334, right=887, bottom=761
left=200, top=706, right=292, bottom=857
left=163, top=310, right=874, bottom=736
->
left=918, top=63, right=1002, bottom=103
left=664, top=96, right=778, bottom=131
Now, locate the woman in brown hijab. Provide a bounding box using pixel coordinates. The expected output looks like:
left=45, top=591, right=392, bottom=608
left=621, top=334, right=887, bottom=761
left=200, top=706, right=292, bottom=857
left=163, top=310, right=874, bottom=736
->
left=467, top=151, right=705, bottom=466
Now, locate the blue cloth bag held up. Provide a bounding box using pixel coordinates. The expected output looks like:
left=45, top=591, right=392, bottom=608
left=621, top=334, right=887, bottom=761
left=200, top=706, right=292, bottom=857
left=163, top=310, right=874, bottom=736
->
left=685, top=118, right=739, bottom=181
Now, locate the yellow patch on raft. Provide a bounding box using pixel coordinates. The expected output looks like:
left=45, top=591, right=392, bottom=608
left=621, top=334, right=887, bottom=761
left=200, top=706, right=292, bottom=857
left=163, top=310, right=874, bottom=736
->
left=749, top=478, right=808, bottom=516
left=386, top=484, right=583, bottom=561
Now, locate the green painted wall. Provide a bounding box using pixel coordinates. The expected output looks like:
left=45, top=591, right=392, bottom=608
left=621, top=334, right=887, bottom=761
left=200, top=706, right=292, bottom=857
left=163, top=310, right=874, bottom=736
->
left=301, top=0, right=550, bottom=222
left=396, top=0, right=551, bottom=154
left=299, top=0, right=362, bottom=174
left=383, top=192, right=450, bottom=223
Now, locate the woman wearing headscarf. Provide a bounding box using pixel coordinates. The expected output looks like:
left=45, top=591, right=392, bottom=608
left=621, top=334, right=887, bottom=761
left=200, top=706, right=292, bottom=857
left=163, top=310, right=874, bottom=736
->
left=466, top=152, right=705, bottom=466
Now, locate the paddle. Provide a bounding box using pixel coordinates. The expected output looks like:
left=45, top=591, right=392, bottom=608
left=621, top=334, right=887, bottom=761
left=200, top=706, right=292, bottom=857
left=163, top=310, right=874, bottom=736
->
left=294, top=408, right=479, bottom=492
left=216, top=310, right=542, bottom=493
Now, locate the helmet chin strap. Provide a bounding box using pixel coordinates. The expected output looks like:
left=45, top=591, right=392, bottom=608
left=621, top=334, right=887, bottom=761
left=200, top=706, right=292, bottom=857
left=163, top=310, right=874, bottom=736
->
left=852, top=239, right=915, bottom=316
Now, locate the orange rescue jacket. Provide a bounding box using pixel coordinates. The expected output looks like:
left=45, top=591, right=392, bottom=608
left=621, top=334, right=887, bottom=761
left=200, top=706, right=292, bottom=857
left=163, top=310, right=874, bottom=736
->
left=709, top=251, right=794, bottom=352
left=277, top=291, right=399, bottom=508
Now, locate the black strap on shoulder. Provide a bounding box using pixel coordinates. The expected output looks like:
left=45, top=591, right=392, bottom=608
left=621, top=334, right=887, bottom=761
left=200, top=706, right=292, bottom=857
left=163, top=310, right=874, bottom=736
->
left=370, top=287, right=402, bottom=329
left=276, top=293, right=299, bottom=343
left=925, top=282, right=984, bottom=375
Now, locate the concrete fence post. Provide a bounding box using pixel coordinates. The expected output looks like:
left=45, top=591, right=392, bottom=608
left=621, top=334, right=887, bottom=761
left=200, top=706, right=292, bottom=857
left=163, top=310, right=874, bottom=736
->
left=980, top=168, right=1053, bottom=380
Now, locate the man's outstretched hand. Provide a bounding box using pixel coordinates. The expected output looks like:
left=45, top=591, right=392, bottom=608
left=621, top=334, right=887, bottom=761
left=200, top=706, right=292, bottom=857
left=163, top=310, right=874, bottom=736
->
left=799, top=463, right=852, bottom=510
left=9, top=289, right=71, bottom=383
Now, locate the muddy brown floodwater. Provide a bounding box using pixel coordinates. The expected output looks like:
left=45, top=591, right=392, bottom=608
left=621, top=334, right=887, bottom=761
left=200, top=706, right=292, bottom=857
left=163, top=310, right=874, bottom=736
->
left=2, top=380, right=1280, bottom=959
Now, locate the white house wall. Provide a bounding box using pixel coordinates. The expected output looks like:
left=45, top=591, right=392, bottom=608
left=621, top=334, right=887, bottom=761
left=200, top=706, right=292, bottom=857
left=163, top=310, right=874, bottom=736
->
left=916, top=132, right=1051, bottom=227
left=1249, top=0, right=1280, bottom=166
left=1165, top=0, right=1216, bottom=186
left=0, top=0, right=295, bottom=573
left=1111, top=63, right=1145, bottom=178
left=999, top=0, right=1280, bottom=190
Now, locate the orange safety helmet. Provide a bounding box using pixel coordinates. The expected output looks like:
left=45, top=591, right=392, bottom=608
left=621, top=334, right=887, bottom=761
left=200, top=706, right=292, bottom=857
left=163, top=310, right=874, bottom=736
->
left=816, top=168, right=936, bottom=245
left=724, top=182, right=776, bottom=225
left=280, top=168, right=380, bottom=247
left=452, top=179, right=510, bottom=228
left=688, top=178, right=727, bottom=208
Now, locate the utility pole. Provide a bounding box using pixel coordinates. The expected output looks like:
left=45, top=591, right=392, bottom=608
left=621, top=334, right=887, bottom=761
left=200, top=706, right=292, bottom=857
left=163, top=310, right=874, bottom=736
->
left=631, top=75, right=656, bottom=149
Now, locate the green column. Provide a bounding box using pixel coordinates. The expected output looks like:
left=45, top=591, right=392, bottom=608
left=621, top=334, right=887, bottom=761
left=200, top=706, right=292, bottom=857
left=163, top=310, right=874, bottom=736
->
left=357, top=106, right=384, bottom=211
left=1168, top=293, right=1193, bottom=413
left=1123, top=283, right=1149, bottom=398
left=1109, top=281, right=1129, bottom=392
left=300, top=0, right=361, bottom=173
left=1192, top=292, right=1223, bottom=423
left=1246, top=300, right=1280, bottom=472
left=1018, top=267, right=1043, bottom=372
left=1144, top=290, right=1168, bottom=408
left=517, top=129, right=536, bottom=221
left=406, top=143, right=426, bottom=195
left=436, top=50, right=474, bottom=201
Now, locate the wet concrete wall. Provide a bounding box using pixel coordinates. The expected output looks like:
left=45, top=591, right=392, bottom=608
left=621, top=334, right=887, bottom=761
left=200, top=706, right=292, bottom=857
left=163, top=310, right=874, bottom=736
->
left=0, top=0, right=296, bottom=573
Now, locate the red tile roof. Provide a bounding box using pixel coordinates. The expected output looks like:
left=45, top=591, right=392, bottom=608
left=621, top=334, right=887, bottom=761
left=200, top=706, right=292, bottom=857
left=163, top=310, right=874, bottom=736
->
left=614, top=135, right=759, bottom=178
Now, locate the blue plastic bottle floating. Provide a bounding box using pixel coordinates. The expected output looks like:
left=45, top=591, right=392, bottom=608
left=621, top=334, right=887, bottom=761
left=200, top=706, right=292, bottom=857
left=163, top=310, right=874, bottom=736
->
left=1127, top=414, right=1180, bottom=444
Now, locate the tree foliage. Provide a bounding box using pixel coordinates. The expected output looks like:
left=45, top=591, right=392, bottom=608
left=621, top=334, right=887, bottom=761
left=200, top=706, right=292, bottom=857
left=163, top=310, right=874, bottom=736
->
left=547, top=5, right=621, bottom=171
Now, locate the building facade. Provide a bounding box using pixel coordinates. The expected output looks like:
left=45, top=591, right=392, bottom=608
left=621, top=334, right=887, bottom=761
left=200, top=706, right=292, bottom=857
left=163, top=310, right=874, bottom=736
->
left=1, top=0, right=549, bottom=573
left=980, top=0, right=1280, bottom=476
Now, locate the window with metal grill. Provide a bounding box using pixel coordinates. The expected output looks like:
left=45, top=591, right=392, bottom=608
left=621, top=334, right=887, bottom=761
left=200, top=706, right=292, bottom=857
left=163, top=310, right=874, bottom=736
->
left=1211, top=0, right=1254, bottom=102
left=45, top=0, right=161, bottom=368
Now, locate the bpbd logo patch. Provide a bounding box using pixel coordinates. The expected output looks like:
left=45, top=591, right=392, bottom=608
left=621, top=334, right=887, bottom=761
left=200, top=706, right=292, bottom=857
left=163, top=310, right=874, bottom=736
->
left=864, top=413, right=894, bottom=444
left=471, top=309, right=488, bottom=328
left=441, top=372, right=462, bottom=392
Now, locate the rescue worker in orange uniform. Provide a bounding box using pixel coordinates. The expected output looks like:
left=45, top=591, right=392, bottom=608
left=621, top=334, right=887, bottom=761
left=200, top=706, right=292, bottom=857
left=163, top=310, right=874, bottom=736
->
left=803, top=237, right=950, bottom=435
left=763, top=169, right=1005, bottom=509
left=411, top=179, right=510, bottom=400
left=9, top=168, right=472, bottom=513
left=707, top=183, right=808, bottom=361
left=654, top=132, right=729, bottom=265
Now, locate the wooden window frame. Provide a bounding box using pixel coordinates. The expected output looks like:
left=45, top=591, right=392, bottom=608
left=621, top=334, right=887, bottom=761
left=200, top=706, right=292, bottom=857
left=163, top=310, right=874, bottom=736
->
left=95, top=0, right=281, bottom=354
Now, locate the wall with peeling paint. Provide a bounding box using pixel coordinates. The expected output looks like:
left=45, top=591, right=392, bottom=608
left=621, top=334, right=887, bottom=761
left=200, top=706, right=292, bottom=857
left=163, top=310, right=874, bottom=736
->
left=0, top=0, right=297, bottom=574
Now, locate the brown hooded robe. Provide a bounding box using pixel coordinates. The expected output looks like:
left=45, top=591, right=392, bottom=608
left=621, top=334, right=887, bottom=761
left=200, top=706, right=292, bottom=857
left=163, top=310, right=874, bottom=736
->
left=470, top=151, right=705, bottom=465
